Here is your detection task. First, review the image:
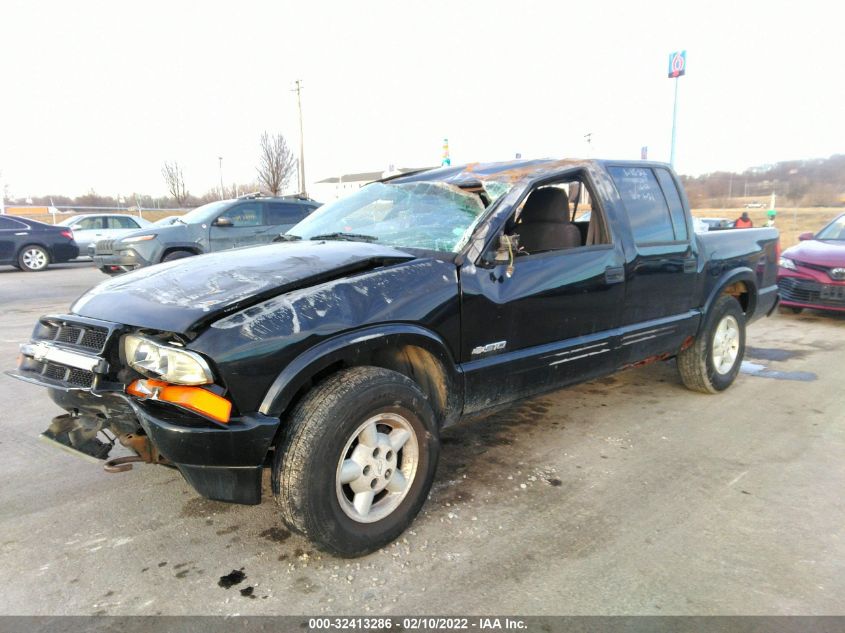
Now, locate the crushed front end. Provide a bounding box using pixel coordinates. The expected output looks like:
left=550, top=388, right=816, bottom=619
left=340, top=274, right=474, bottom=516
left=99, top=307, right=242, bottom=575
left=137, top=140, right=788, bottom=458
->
left=7, top=314, right=278, bottom=504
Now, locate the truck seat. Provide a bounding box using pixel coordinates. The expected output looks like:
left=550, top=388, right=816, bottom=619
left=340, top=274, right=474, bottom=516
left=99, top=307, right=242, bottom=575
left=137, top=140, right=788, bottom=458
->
left=517, top=188, right=582, bottom=253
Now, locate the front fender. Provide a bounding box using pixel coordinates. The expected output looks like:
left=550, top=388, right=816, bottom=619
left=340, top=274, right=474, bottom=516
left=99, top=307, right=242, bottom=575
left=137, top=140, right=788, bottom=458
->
left=258, top=324, right=463, bottom=425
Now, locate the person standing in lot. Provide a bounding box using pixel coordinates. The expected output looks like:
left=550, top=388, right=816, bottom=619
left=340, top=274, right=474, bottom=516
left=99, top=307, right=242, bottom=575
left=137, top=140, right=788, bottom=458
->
left=735, top=211, right=753, bottom=228
left=766, top=208, right=777, bottom=227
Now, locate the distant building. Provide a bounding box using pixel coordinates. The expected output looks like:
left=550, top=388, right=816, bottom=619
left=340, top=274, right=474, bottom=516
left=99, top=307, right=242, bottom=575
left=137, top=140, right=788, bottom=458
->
left=311, top=166, right=433, bottom=202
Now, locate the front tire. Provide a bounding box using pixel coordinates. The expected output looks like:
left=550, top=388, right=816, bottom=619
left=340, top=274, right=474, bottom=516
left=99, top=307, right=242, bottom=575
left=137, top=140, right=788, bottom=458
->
left=18, top=245, right=50, bottom=272
left=272, top=367, right=440, bottom=557
left=162, top=250, right=195, bottom=262
left=678, top=295, right=746, bottom=393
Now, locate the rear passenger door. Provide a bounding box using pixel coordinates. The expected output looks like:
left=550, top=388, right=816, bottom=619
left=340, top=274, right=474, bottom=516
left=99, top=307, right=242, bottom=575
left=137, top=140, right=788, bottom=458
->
left=606, top=165, right=698, bottom=361
left=266, top=202, right=314, bottom=240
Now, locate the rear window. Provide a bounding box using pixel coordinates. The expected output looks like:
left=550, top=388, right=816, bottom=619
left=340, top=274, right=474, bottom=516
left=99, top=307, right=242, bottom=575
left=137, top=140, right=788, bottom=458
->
left=608, top=166, right=676, bottom=244
left=0, top=217, right=28, bottom=230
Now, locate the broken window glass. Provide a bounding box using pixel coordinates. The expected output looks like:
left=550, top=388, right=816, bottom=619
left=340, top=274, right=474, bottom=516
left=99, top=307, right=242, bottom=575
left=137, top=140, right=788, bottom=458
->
left=289, top=181, right=488, bottom=252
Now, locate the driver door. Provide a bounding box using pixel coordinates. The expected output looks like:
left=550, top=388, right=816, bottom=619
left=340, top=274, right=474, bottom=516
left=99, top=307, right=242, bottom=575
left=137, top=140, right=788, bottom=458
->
left=209, top=202, right=264, bottom=251
left=459, top=179, right=627, bottom=413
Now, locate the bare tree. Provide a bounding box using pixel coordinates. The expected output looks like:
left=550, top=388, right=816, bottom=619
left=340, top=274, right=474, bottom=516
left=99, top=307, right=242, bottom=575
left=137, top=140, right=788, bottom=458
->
left=161, top=161, right=188, bottom=205
left=256, top=132, right=296, bottom=196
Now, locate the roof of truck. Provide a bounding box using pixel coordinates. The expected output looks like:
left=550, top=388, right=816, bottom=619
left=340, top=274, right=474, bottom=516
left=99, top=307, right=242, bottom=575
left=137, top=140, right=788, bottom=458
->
left=387, top=158, right=672, bottom=186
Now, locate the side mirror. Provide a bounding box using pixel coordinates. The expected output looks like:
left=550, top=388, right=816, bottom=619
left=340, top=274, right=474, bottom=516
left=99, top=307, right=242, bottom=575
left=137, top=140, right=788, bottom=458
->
left=213, top=217, right=233, bottom=228
left=798, top=231, right=814, bottom=241
left=493, top=233, right=519, bottom=278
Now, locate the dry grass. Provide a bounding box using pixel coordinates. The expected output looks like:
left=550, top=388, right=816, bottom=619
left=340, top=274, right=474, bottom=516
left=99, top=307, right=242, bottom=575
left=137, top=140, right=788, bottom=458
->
left=691, top=207, right=842, bottom=249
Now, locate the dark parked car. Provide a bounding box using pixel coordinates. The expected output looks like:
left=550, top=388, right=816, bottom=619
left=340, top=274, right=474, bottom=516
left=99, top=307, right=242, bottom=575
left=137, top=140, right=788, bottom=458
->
left=0, top=215, right=79, bottom=271
left=9, top=159, right=779, bottom=556
left=777, top=212, right=845, bottom=313
left=92, top=194, right=320, bottom=274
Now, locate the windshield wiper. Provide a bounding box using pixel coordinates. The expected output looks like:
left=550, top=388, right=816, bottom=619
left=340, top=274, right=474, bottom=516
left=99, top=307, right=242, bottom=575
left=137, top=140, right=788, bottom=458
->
left=310, top=232, right=378, bottom=243
left=274, top=233, right=302, bottom=242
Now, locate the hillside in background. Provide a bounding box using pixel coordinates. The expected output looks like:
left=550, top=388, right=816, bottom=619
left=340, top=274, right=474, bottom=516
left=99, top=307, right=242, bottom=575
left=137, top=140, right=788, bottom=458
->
left=680, top=154, right=845, bottom=208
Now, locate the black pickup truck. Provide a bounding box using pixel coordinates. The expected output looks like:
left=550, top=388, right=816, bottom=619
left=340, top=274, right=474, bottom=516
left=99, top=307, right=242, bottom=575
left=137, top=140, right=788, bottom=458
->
left=8, top=159, right=779, bottom=556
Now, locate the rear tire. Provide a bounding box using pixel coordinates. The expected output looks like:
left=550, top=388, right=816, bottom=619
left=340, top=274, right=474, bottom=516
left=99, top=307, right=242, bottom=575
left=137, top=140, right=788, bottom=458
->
left=162, top=250, right=195, bottom=262
left=272, top=367, right=440, bottom=557
left=678, top=295, right=746, bottom=394
left=18, top=245, right=50, bottom=272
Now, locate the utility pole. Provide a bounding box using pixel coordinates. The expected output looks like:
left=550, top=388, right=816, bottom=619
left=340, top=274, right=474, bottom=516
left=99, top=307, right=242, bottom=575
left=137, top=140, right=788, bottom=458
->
left=218, top=156, right=224, bottom=200
left=293, top=80, right=306, bottom=197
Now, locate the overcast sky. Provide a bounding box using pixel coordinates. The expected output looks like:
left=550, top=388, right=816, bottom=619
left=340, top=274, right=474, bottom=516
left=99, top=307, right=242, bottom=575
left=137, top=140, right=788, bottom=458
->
left=1, top=0, right=841, bottom=198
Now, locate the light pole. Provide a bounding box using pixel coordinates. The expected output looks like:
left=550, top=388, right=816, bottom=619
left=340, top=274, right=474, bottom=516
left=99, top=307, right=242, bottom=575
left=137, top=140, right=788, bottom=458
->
left=667, top=50, right=686, bottom=168
left=218, top=156, right=225, bottom=200
left=293, top=80, right=306, bottom=197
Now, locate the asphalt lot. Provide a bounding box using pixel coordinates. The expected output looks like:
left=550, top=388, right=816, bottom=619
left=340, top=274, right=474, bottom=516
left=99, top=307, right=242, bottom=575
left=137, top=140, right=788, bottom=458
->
left=0, top=263, right=843, bottom=615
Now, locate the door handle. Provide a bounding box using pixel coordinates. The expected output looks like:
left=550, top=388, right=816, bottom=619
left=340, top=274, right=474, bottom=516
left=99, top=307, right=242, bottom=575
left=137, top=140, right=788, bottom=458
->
left=605, top=266, right=625, bottom=284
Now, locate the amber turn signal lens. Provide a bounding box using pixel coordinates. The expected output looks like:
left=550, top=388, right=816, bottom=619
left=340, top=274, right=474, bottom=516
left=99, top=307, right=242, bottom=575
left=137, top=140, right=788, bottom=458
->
left=127, top=379, right=231, bottom=424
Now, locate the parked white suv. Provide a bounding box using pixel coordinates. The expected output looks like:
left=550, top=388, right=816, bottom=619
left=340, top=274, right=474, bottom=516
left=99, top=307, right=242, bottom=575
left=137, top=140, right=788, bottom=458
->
left=57, top=214, right=152, bottom=256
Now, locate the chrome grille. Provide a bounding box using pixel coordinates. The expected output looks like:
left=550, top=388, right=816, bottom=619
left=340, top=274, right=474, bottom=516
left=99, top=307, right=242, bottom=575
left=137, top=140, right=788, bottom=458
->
left=778, top=277, right=845, bottom=307
left=15, top=316, right=116, bottom=391
left=95, top=239, right=115, bottom=255
left=35, top=319, right=109, bottom=353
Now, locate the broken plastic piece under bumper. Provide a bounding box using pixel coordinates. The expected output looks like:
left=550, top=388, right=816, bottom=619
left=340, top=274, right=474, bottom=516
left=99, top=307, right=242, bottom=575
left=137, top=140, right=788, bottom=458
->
left=129, top=400, right=280, bottom=505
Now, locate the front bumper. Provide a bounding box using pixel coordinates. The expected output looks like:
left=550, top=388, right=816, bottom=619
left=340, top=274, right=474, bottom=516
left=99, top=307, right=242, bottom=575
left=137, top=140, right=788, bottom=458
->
left=9, top=314, right=280, bottom=504
left=130, top=400, right=279, bottom=504
left=93, top=239, right=157, bottom=272
left=777, top=274, right=845, bottom=313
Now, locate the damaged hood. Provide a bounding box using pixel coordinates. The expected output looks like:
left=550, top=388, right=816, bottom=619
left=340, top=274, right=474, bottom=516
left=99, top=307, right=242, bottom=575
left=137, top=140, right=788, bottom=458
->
left=71, top=241, right=416, bottom=333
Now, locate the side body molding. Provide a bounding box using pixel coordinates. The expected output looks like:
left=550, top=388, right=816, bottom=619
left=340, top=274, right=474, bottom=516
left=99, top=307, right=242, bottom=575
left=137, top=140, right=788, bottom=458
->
left=259, top=324, right=464, bottom=426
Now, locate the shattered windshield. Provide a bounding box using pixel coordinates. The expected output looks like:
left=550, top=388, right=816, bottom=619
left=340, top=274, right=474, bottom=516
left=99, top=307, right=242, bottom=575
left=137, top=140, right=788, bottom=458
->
left=288, top=181, right=496, bottom=252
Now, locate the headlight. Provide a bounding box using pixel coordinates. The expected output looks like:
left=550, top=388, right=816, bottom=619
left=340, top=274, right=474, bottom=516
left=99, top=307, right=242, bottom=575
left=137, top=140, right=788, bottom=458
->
left=123, top=335, right=213, bottom=385
left=121, top=234, right=157, bottom=243
left=778, top=256, right=797, bottom=270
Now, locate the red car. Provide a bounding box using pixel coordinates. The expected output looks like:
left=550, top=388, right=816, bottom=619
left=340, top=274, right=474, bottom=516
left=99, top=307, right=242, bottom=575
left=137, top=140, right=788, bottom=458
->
left=777, top=213, right=845, bottom=313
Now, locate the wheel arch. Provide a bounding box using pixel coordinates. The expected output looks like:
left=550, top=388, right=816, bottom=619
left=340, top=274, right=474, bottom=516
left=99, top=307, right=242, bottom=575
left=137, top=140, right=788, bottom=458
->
left=160, top=244, right=202, bottom=262
left=259, top=324, right=463, bottom=429
left=701, top=267, right=757, bottom=324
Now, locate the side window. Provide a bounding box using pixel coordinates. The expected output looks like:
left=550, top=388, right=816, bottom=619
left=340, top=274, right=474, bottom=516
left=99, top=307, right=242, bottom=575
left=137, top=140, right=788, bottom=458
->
left=0, top=217, right=27, bottom=230
left=608, top=167, right=675, bottom=244
left=507, top=176, right=610, bottom=255
left=654, top=168, right=688, bottom=241
left=75, top=217, right=104, bottom=231
left=218, top=203, right=262, bottom=227
left=267, top=203, right=310, bottom=226
left=109, top=216, right=141, bottom=229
